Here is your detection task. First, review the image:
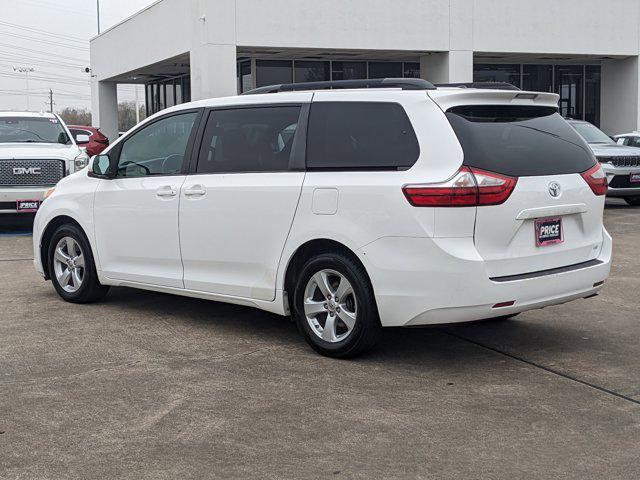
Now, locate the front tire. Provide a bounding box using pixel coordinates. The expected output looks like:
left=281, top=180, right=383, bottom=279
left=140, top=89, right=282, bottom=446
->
left=293, top=252, right=380, bottom=358
left=48, top=223, right=109, bottom=303
left=624, top=196, right=640, bottom=206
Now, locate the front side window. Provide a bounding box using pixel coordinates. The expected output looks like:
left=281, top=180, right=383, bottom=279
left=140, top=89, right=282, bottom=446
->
left=196, top=106, right=301, bottom=174
left=117, top=112, right=198, bottom=177
left=0, top=117, right=70, bottom=144
left=306, top=102, right=419, bottom=170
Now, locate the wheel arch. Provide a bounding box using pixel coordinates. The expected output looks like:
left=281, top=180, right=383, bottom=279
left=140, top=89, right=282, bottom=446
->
left=40, top=215, right=89, bottom=280
left=282, top=238, right=375, bottom=312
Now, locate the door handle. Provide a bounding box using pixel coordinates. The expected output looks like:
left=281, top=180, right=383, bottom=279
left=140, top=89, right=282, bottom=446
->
left=184, top=185, right=206, bottom=198
left=156, top=185, right=177, bottom=198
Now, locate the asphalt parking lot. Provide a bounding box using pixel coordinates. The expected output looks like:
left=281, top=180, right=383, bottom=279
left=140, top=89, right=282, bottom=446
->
left=1, top=200, right=639, bottom=480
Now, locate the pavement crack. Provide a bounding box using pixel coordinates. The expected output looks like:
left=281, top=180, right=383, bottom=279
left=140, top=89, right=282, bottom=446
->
left=440, top=328, right=640, bottom=406
left=0, top=258, right=33, bottom=262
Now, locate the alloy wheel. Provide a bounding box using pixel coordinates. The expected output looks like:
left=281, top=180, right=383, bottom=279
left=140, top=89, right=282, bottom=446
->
left=53, top=236, right=85, bottom=293
left=303, top=269, right=358, bottom=343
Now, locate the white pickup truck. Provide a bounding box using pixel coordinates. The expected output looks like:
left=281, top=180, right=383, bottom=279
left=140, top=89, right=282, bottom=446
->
left=0, top=111, right=90, bottom=214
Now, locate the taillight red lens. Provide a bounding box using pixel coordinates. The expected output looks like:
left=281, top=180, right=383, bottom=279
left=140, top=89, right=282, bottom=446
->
left=580, top=164, right=608, bottom=196
left=402, top=167, right=517, bottom=207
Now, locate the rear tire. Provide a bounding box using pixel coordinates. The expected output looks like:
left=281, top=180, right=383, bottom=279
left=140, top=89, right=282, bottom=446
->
left=624, top=196, right=640, bottom=206
left=48, top=223, right=109, bottom=304
left=293, top=252, right=380, bottom=358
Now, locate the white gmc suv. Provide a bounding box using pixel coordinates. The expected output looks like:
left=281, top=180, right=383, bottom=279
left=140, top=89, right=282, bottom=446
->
left=32, top=79, right=612, bottom=358
left=0, top=112, right=90, bottom=214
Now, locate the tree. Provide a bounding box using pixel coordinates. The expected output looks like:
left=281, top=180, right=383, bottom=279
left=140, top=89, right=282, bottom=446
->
left=58, top=107, right=91, bottom=126
left=118, top=101, right=147, bottom=133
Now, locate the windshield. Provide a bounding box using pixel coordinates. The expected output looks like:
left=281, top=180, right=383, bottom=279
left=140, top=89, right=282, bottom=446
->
left=0, top=117, right=70, bottom=144
left=569, top=122, right=615, bottom=144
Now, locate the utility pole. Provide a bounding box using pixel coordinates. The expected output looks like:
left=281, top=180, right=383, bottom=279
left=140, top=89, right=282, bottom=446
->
left=96, top=0, right=101, bottom=34
left=48, top=89, right=54, bottom=113
left=135, top=86, right=140, bottom=124
left=13, top=66, right=35, bottom=111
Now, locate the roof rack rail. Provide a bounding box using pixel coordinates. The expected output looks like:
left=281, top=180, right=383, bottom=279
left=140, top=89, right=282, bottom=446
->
left=242, top=78, right=436, bottom=95
left=435, top=82, right=521, bottom=91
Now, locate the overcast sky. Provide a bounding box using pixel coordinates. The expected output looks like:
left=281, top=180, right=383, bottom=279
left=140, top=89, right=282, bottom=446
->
left=0, top=0, right=156, bottom=112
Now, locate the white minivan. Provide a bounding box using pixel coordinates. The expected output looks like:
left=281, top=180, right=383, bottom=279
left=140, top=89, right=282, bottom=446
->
left=33, top=79, right=611, bottom=357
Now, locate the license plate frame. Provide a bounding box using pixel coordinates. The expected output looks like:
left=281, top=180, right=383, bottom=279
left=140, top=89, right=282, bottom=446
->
left=16, top=199, right=41, bottom=213
left=535, top=216, right=564, bottom=247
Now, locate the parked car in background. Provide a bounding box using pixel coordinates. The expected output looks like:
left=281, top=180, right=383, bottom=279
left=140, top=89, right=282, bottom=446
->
left=0, top=112, right=90, bottom=215
left=33, top=80, right=611, bottom=358
left=567, top=120, right=640, bottom=206
left=68, top=125, right=109, bottom=157
left=615, top=131, right=640, bottom=148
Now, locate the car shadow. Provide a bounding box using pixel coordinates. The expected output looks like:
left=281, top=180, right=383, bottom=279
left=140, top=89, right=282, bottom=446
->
left=95, top=286, right=601, bottom=370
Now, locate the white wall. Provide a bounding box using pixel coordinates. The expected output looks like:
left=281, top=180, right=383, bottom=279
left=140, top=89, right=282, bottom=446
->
left=602, top=57, right=640, bottom=135
left=472, top=0, right=640, bottom=56
left=235, top=0, right=450, bottom=51
left=91, top=0, right=640, bottom=135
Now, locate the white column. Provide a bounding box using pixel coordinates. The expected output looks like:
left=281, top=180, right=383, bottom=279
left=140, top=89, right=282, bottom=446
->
left=190, top=43, right=237, bottom=100
left=92, top=80, right=118, bottom=142
left=601, top=57, right=640, bottom=135
left=420, top=51, right=473, bottom=85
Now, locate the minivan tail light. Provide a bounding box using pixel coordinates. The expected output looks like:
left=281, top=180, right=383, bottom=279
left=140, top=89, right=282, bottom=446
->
left=580, top=164, right=608, bottom=196
left=402, top=167, right=517, bottom=207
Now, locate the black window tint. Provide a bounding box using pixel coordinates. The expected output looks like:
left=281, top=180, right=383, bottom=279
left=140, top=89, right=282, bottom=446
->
left=196, top=106, right=301, bottom=174
left=446, top=105, right=596, bottom=177
left=368, top=62, right=403, bottom=79
left=331, top=61, right=366, bottom=81
left=117, top=112, right=198, bottom=177
left=307, top=102, right=419, bottom=170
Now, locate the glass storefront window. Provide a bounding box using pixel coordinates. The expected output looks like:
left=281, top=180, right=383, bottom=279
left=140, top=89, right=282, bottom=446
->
left=585, top=65, right=601, bottom=127
left=403, top=62, right=420, bottom=78
left=237, top=61, right=252, bottom=94
left=331, top=61, right=367, bottom=81
left=368, top=62, right=403, bottom=79
left=522, top=65, right=552, bottom=92
left=555, top=65, right=583, bottom=120
left=145, top=75, right=190, bottom=116
left=294, top=61, right=330, bottom=83
left=256, top=60, right=293, bottom=87
left=474, top=64, right=521, bottom=88
left=166, top=81, right=175, bottom=108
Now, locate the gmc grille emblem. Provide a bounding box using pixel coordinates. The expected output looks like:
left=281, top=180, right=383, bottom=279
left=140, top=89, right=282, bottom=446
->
left=13, top=167, right=42, bottom=175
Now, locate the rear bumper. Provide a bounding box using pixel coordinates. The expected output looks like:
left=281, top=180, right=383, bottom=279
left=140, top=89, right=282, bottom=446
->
left=0, top=186, right=51, bottom=213
left=358, top=229, right=612, bottom=327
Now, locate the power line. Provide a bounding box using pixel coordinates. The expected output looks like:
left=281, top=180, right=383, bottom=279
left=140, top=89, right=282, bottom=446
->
left=0, top=31, right=89, bottom=51
left=0, top=41, right=88, bottom=63
left=0, top=52, right=87, bottom=70
left=0, top=19, right=88, bottom=42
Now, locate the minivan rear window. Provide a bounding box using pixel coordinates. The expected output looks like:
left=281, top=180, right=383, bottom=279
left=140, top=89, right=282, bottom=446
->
left=446, top=105, right=596, bottom=177
left=307, top=102, right=419, bottom=170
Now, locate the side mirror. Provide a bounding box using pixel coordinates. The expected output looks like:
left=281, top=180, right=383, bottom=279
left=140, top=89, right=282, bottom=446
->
left=75, top=134, right=90, bottom=145
left=90, top=154, right=112, bottom=178
left=57, top=132, right=70, bottom=144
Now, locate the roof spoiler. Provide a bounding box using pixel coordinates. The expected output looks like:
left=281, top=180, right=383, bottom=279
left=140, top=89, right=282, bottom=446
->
left=243, top=78, right=436, bottom=95
left=435, top=82, right=521, bottom=91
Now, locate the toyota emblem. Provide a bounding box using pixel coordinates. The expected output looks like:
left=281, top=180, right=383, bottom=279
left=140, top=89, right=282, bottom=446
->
left=548, top=181, right=562, bottom=198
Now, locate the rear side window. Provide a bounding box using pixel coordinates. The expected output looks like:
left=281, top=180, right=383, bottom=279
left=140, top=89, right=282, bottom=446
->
left=446, top=105, right=596, bottom=177
left=307, top=102, right=419, bottom=170
left=196, top=106, right=301, bottom=173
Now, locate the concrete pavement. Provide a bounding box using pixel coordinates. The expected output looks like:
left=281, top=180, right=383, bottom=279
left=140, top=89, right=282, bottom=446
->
left=0, top=201, right=639, bottom=479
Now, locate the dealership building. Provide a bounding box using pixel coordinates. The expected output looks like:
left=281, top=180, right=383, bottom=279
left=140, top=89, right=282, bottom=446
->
left=90, top=0, right=640, bottom=140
